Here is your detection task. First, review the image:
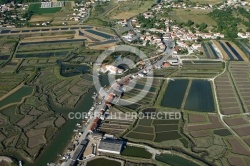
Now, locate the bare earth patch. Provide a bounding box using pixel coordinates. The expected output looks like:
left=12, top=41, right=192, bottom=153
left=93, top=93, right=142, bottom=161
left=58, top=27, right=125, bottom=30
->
left=227, top=156, right=245, bottom=166
left=28, top=135, right=46, bottom=148
left=26, top=128, right=46, bottom=138
left=190, top=130, right=210, bottom=138
left=188, top=114, right=206, bottom=123
left=17, top=115, right=34, bottom=127
left=187, top=115, right=223, bottom=131
left=224, top=117, right=248, bottom=126
left=232, top=126, right=250, bottom=137
left=54, top=116, right=65, bottom=128
left=228, top=138, right=250, bottom=156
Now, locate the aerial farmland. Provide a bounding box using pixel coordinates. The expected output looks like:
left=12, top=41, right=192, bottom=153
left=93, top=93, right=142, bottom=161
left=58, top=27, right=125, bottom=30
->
left=0, top=0, right=250, bottom=166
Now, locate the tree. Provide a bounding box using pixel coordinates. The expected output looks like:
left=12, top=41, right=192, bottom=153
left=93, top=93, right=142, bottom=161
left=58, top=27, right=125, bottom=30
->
left=198, top=23, right=207, bottom=31
left=186, top=20, right=194, bottom=27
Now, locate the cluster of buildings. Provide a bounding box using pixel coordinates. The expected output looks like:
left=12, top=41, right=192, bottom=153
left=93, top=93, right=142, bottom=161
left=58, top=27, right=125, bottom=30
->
left=161, top=2, right=213, bottom=10
left=121, top=0, right=249, bottom=52
left=40, top=2, right=64, bottom=8
left=70, top=2, right=91, bottom=21
left=219, top=0, right=250, bottom=9
left=0, top=2, right=28, bottom=27
left=99, top=65, right=124, bottom=75
left=0, top=0, right=92, bottom=27
left=157, top=0, right=250, bottom=11
left=0, top=2, right=15, bottom=12
left=116, top=19, right=127, bottom=27
left=237, top=32, right=250, bottom=39
left=126, top=17, right=225, bottom=52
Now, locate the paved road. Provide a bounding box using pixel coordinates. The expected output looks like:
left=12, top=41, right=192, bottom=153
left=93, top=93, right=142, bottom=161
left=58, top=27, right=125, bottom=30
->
left=112, top=28, right=129, bottom=44
left=126, top=18, right=141, bottom=41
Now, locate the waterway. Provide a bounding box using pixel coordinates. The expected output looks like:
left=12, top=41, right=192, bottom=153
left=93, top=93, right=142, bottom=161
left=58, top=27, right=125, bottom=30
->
left=24, top=74, right=111, bottom=166
left=28, top=89, right=96, bottom=166
left=0, top=74, right=112, bottom=165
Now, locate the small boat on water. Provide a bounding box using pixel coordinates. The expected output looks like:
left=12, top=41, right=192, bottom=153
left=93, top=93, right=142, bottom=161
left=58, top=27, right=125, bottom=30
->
left=19, top=161, right=22, bottom=166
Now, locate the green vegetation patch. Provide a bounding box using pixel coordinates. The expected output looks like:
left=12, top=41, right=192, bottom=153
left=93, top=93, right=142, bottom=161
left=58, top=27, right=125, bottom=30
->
left=0, top=86, right=33, bottom=108
left=1, top=105, right=24, bottom=124
left=126, top=132, right=154, bottom=141
left=179, top=138, right=189, bottom=148
left=138, top=118, right=153, bottom=126
left=133, top=126, right=154, bottom=134
left=121, top=146, right=152, bottom=159
left=153, top=119, right=179, bottom=125
left=86, top=158, right=121, bottom=166
left=213, top=129, right=232, bottom=136
left=156, top=153, right=199, bottom=166
left=28, top=3, right=62, bottom=14
left=154, top=124, right=178, bottom=132
left=154, top=131, right=182, bottom=142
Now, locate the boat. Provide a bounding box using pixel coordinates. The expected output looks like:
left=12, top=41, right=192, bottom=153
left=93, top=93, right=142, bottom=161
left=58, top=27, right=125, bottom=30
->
left=19, top=161, right=22, bottom=166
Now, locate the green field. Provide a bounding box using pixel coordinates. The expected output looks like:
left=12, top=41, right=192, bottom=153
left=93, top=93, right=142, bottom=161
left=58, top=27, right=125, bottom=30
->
left=28, top=3, right=62, bottom=14
left=121, top=146, right=152, bottom=159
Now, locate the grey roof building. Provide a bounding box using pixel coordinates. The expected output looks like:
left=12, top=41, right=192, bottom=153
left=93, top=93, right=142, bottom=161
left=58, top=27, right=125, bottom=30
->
left=98, top=138, right=124, bottom=154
